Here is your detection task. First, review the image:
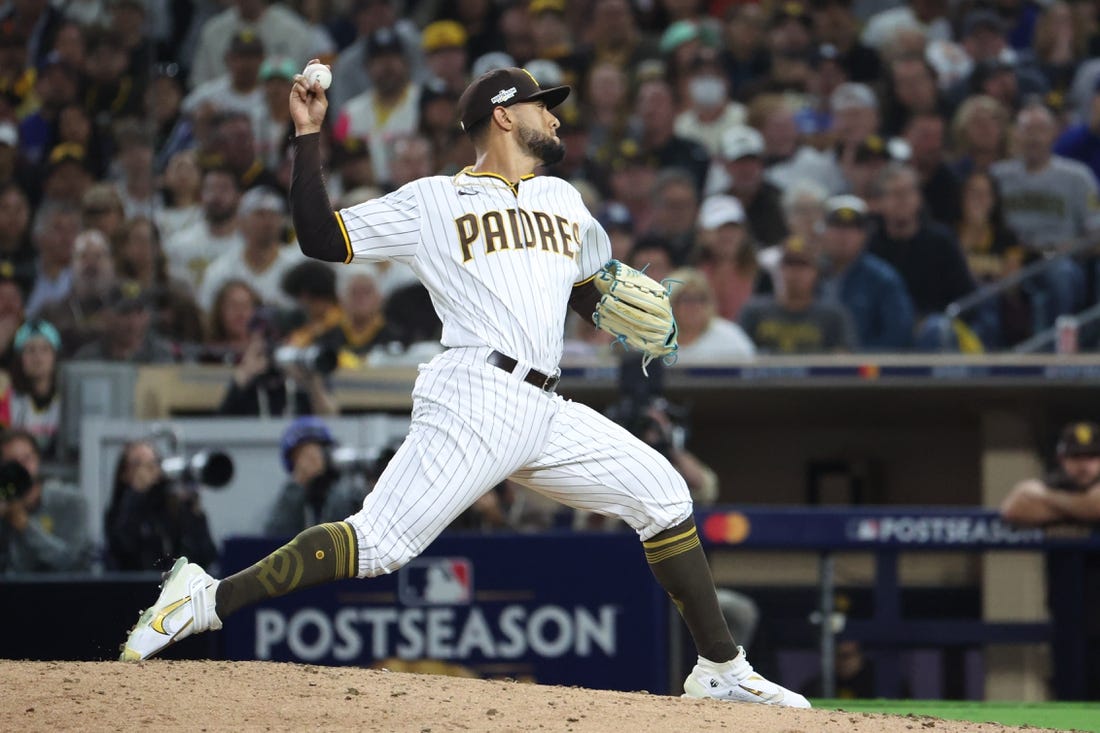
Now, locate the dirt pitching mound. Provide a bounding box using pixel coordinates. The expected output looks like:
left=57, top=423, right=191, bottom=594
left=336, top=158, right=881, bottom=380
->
left=0, top=660, right=1066, bottom=732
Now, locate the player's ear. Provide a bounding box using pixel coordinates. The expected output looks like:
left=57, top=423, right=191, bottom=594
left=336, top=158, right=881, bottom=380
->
left=491, top=106, right=513, bottom=132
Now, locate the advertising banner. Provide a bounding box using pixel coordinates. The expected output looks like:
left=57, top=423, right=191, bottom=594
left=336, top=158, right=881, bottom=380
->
left=222, top=532, right=670, bottom=693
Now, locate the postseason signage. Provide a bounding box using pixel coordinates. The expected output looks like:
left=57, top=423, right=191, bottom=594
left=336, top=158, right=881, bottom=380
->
left=222, top=533, right=669, bottom=693
left=698, top=506, right=1100, bottom=550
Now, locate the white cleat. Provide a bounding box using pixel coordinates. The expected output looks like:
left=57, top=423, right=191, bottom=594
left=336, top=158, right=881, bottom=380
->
left=119, top=557, right=222, bottom=661
left=682, top=646, right=812, bottom=708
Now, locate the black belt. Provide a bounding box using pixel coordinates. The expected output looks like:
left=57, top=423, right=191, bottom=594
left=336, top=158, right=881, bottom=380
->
left=487, top=350, right=560, bottom=393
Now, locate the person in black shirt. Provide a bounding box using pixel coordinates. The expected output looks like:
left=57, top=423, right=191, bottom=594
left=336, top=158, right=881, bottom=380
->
left=718, top=125, right=788, bottom=246
left=866, top=164, right=976, bottom=351
left=633, top=77, right=711, bottom=193
left=104, top=439, right=218, bottom=572
left=1001, top=421, right=1100, bottom=700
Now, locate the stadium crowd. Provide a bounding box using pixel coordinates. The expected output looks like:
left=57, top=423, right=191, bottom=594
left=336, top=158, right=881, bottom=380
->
left=0, top=0, right=1098, bottom=535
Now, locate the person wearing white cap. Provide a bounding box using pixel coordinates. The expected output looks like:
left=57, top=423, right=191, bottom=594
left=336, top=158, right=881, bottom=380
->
left=695, top=195, right=758, bottom=323
left=197, top=186, right=303, bottom=311
left=717, top=125, right=788, bottom=246
left=819, top=194, right=915, bottom=350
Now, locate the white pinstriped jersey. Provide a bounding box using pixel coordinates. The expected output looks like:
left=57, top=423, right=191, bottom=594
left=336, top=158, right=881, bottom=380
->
left=337, top=168, right=611, bottom=373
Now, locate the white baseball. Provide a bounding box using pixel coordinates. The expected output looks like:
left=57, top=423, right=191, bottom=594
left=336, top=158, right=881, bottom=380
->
left=303, top=63, right=332, bottom=90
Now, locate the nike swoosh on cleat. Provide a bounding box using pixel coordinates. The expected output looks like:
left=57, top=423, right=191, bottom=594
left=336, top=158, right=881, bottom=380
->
left=150, top=597, right=190, bottom=635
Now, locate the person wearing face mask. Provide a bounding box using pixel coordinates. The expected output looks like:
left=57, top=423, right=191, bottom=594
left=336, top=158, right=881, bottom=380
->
left=675, top=48, right=747, bottom=157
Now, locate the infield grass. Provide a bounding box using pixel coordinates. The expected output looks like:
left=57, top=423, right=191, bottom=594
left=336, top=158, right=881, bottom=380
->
left=814, top=699, right=1100, bottom=732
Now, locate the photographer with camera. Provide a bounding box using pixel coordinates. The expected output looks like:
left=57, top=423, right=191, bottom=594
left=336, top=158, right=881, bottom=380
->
left=218, top=306, right=338, bottom=418
left=103, top=440, right=219, bottom=572
left=264, top=417, right=372, bottom=536
left=0, top=428, right=92, bottom=573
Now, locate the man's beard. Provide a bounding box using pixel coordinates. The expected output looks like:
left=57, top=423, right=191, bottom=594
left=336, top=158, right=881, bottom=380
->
left=518, top=123, right=566, bottom=166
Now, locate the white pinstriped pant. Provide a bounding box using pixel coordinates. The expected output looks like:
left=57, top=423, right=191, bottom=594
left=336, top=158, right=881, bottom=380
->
left=345, top=346, right=693, bottom=578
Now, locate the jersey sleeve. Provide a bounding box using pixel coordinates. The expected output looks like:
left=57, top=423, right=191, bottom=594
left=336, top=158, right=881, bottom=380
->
left=574, top=217, right=612, bottom=286
left=337, top=183, right=422, bottom=265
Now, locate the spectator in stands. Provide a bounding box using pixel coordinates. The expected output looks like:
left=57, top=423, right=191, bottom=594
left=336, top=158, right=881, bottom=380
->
left=1000, top=420, right=1100, bottom=700
left=204, top=279, right=261, bottom=364
left=73, top=280, right=176, bottom=363
left=950, top=94, right=1011, bottom=178
left=265, top=417, right=370, bottom=536
left=819, top=195, right=915, bottom=351
left=103, top=439, right=218, bottom=571
left=597, top=202, right=636, bottom=262
left=111, top=119, right=162, bottom=220
left=251, top=57, right=296, bottom=171
left=720, top=4, right=770, bottom=99
left=829, top=82, right=881, bottom=166
left=115, top=217, right=204, bottom=348
left=421, top=20, right=468, bottom=97
left=146, top=63, right=193, bottom=173
left=39, top=143, right=94, bottom=208
left=206, top=111, right=280, bottom=192
left=881, top=55, right=946, bottom=138
left=82, top=28, right=142, bottom=121
left=17, top=53, right=80, bottom=169
left=39, top=229, right=116, bottom=356
left=183, top=30, right=266, bottom=122
left=219, top=308, right=337, bottom=418
left=156, top=150, right=203, bottom=244
left=418, top=79, right=470, bottom=176
left=667, top=267, right=755, bottom=363
left=0, top=183, right=36, bottom=295
left=0, top=428, right=91, bottom=573
left=189, top=0, right=313, bottom=89
left=754, top=94, right=844, bottom=195
left=695, top=194, right=758, bottom=323
left=809, top=0, right=880, bottom=84
left=1054, top=78, right=1100, bottom=185
left=633, top=77, right=711, bottom=193
left=0, top=263, right=25, bottom=369
left=54, top=103, right=107, bottom=183
left=80, top=183, right=126, bottom=248
left=328, top=0, right=423, bottom=117
left=860, top=0, right=950, bottom=52
left=867, top=164, right=976, bottom=350
left=0, top=0, right=65, bottom=70
left=585, top=0, right=656, bottom=71
left=903, top=112, right=960, bottom=227
left=1033, top=1, right=1085, bottom=96
left=582, top=60, right=630, bottom=154
left=601, top=139, right=659, bottom=231
left=317, top=267, right=398, bottom=363
left=281, top=261, right=342, bottom=347
left=385, top=134, right=435, bottom=191
left=674, top=46, right=747, bottom=157
left=953, top=9, right=1048, bottom=104
left=648, top=169, right=700, bottom=265
left=8, top=321, right=62, bottom=460
left=165, top=166, right=243, bottom=293
left=739, top=236, right=857, bottom=353
left=25, top=203, right=79, bottom=319
left=108, top=0, right=151, bottom=82
left=198, top=186, right=301, bottom=311
left=992, top=105, right=1096, bottom=325
left=628, top=235, right=676, bottom=286
left=955, top=171, right=1030, bottom=346
left=336, top=29, right=422, bottom=185
left=718, top=125, right=788, bottom=246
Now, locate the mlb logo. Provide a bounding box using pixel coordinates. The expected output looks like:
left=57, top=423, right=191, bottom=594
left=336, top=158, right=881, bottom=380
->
left=398, top=557, right=473, bottom=606
left=853, top=519, right=879, bottom=541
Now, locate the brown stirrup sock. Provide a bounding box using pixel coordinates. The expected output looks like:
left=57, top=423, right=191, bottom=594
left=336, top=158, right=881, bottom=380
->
left=214, top=522, right=359, bottom=621
left=644, top=518, right=739, bottom=663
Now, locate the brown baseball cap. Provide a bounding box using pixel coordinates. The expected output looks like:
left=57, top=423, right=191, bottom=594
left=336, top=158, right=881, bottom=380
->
left=1058, top=421, right=1100, bottom=457
left=457, top=66, right=570, bottom=131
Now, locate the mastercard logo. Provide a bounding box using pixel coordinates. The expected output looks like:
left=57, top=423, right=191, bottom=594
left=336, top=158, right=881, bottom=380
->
left=702, top=512, right=751, bottom=544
